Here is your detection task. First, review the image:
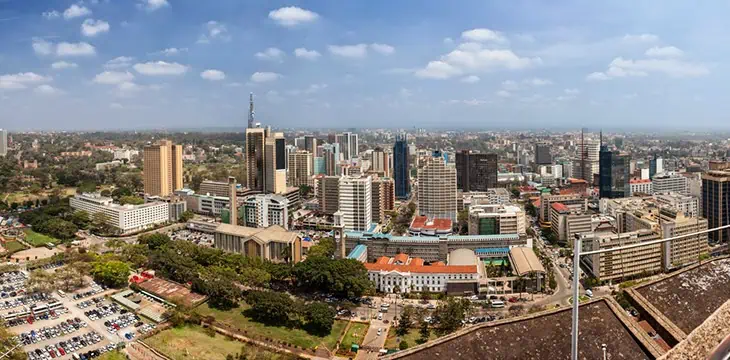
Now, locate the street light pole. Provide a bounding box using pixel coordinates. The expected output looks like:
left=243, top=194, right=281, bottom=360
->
left=571, top=236, right=581, bottom=360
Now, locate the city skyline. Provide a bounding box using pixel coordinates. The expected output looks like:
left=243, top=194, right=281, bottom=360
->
left=2, top=0, right=730, bottom=130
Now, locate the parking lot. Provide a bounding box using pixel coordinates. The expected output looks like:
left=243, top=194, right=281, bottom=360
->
left=0, top=267, right=156, bottom=360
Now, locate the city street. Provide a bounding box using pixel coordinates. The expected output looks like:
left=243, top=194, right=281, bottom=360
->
left=355, top=320, right=389, bottom=360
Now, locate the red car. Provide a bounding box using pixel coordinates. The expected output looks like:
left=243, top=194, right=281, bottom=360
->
left=57, top=347, right=65, bottom=356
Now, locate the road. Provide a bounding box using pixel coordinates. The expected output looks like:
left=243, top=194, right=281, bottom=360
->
left=355, top=320, right=389, bottom=360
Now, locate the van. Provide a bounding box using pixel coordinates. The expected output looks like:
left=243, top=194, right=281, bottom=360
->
left=381, top=303, right=390, bottom=308
left=377, top=313, right=383, bottom=321
left=585, top=289, right=593, bottom=298
left=57, top=290, right=66, bottom=298
left=490, top=300, right=505, bottom=308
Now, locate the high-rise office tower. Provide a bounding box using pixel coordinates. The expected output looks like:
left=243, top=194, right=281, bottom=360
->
left=599, top=145, right=630, bottom=199
left=338, top=175, right=372, bottom=231
left=287, top=151, right=313, bottom=187
left=649, top=155, right=664, bottom=179
left=304, top=135, right=317, bottom=155
left=294, top=137, right=306, bottom=150
left=702, top=170, right=730, bottom=243
left=245, top=127, right=266, bottom=191
left=393, top=134, right=410, bottom=199
left=322, top=143, right=340, bottom=176
left=316, top=175, right=340, bottom=215
left=248, top=93, right=255, bottom=129
left=371, top=149, right=392, bottom=177
left=265, top=132, right=287, bottom=194
left=535, top=142, right=552, bottom=165
left=0, top=129, right=7, bottom=157
left=143, top=139, right=183, bottom=196
left=418, top=154, right=457, bottom=222
left=371, top=179, right=385, bottom=223
left=335, top=132, right=359, bottom=161
left=455, top=150, right=498, bottom=192
left=577, top=138, right=600, bottom=183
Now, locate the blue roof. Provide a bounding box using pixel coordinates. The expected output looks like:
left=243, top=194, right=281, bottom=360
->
left=475, top=247, right=511, bottom=254
left=367, top=223, right=378, bottom=232
left=347, top=244, right=367, bottom=259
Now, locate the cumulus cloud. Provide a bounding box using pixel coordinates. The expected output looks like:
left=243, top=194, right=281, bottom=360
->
left=645, top=46, right=684, bottom=58
left=93, top=71, right=135, bottom=85
left=32, top=38, right=53, bottom=56
left=268, top=6, right=319, bottom=27
left=526, top=78, right=552, bottom=86
left=63, top=4, right=91, bottom=20
left=56, top=42, right=96, bottom=57
left=42, top=10, right=60, bottom=19
left=564, top=88, right=581, bottom=95
left=370, top=43, right=395, bottom=55
left=197, top=21, right=230, bottom=43
left=255, top=47, right=285, bottom=62
left=586, top=72, right=610, bottom=81
left=133, top=61, right=189, bottom=76
left=496, top=90, right=511, bottom=98
left=622, top=33, right=659, bottom=43
left=0, top=72, right=52, bottom=90
left=588, top=56, right=708, bottom=80
left=51, top=61, right=78, bottom=70
left=138, top=0, right=169, bottom=11
left=200, top=69, right=226, bottom=81
left=460, top=75, right=480, bottom=83
left=294, top=48, right=321, bottom=60
left=461, top=28, right=506, bottom=43
left=328, top=44, right=368, bottom=58
left=105, top=56, right=135, bottom=69
left=34, top=84, right=59, bottom=95
left=250, top=72, right=281, bottom=83
left=415, top=42, right=540, bottom=79
left=81, top=19, right=110, bottom=37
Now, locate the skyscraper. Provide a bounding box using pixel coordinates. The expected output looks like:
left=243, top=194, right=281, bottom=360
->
left=371, top=148, right=392, bottom=177
left=335, top=132, right=359, bottom=161
left=702, top=170, right=730, bottom=243
left=304, top=135, right=317, bottom=154
left=599, top=145, right=630, bottom=199
left=264, top=132, right=287, bottom=194
left=143, top=139, right=183, bottom=196
left=393, top=134, right=410, bottom=200
left=316, top=175, right=340, bottom=215
left=287, top=151, right=313, bottom=187
left=338, top=175, right=372, bottom=231
left=418, top=154, right=457, bottom=222
left=245, top=127, right=266, bottom=191
left=0, top=129, right=7, bottom=157
left=535, top=142, right=552, bottom=165
left=248, top=93, right=255, bottom=129
left=322, top=143, right=340, bottom=176
left=455, top=150, right=498, bottom=192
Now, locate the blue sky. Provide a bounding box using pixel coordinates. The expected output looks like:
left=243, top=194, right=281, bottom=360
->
left=0, top=0, right=728, bottom=130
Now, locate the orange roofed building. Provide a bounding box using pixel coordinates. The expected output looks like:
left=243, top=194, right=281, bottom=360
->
left=408, top=216, right=453, bottom=236
left=365, top=251, right=480, bottom=294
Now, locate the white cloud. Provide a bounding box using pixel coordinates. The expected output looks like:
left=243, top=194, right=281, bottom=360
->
left=255, top=47, right=285, bottom=62
left=370, top=43, right=395, bottom=55
left=622, top=33, right=659, bottom=43
left=526, top=78, right=552, bottom=86
left=138, top=0, right=169, bottom=11
left=51, top=61, right=78, bottom=70
left=34, top=84, right=59, bottom=95
left=415, top=61, right=462, bottom=79
left=460, top=75, right=480, bottom=83
left=56, top=42, right=96, bottom=57
left=294, top=48, right=321, bottom=60
left=268, top=6, right=319, bottom=27
left=645, top=46, right=684, bottom=58
left=564, top=88, right=580, bottom=95
left=306, top=83, right=328, bottom=94
left=133, top=61, right=189, bottom=76
left=93, top=71, right=135, bottom=85
left=226, top=82, right=243, bottom=87
left=328, top=44, right=368, bottom=58
left=443, top=37, right=454, bottom=45
left=42, top=10, right=60, bottom=19
left=32, top=38, right=53, bottom=56
left=105, top=56, right=135, bottom=69
left=461, top=28, right=507, bottom=43
left=586, top=72, right=610, bottom=81
left=501, top=80, right=519, bottom=91
left=0, top=72, right=52, bottom=90
left=589, top=57, right=708, bottom=80
left=81, top=19, right=110, bottom=37
left=197, top=21, right=230, bottom=44
left=496, top=90, right=511, bottom=98
left=445, top=99, right=487, bottom=106
left=63, top=4, right=91, bottom=20
left=250, top=72, right=281, bottom=83
left=200, top=69, right=226, bottom=81
left=399, top=88, right=412, bottom=98
left=154, top=47, right=188, bottom=56
left=415, top=42, right=540, bottom=79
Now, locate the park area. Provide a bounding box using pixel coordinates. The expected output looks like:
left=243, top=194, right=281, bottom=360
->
left=144, top=325, right=297, bottom=360
left=1, top=240, right=26, bottom=253
left=23, top=229, right=60, bottom=247
left=385, top=327, right=436, bottom=350
left=196, top=302, right=348, bottom=351
left=337, top=322, right=369, bottom=355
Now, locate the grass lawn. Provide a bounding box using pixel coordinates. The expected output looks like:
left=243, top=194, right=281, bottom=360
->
left=197, top=303, right=348, bottom=351
left=384, top=327, right=437, bottom=350
left=338, top=322, right=369, bottom=354
left=98, top=351, right=127, bottom=360
left=23, top=229, right=60, bottom=247
left=146, top=325, right=255, bottom=360
left=2, top=241, right=26, bottom=253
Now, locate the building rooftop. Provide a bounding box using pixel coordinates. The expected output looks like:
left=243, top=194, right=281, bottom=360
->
left=630, top=178, right=653, bottom=184
left=347, top=244, right=367, bottom=260
left=385, top=298, right=657, bottom=360
left=551, top=202, right=570, bottom=213
left=215, top=223, right=298, bottom=244
left=509, top=247, right=546, bottom=275
left=409, top=216, right=453, bottom=232
left=365, top=254, right=477, bottom=274
left=660, top=300, right=730, bottom=360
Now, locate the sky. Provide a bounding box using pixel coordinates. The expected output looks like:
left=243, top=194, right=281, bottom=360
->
left=0, top=0, right=729, bottom=131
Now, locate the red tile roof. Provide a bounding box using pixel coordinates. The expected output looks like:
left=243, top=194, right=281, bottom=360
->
left=630, top=179, right=652, bottom=184
left=431, top=261, right=446, bottom=266
left=551, top=202, right=570, bottom=213
left=376, top=256, right=390, bottom=264
left=394, top=253, right=409, bottom=264
left=409, top=216, right=452, bottom=231
left=410, top=258, right=425, bottom=267
left=568, top=178, right=588, bottom=184
left=365, top=263, right=478, bottom=274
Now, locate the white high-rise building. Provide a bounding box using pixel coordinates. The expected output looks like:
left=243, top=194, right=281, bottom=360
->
left=0, top=129, right=8, bottom=157
left=70, top=193, right=169, bottom=235
left=335, top=132, right=359, bottom=162
left=418, top=155, right=458, bottom=222
left=338, top=175, right=372, bottom=231
left=242, top=194, right=290, bottom=229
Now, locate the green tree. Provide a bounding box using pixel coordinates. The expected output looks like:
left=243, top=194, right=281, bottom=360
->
left=195, top=266, right=242, bottom=310
left=121, top=244, right=150, bottom=269
left=456, top=209, right=469, bottom=235
left=91, top=260, right=131, bottom=288
left=305, top=302, right=336, bottom=335
left=119, top=195, right=144, bottom=205
left=245, top=290, right=294, bottom=324
left=111, top=187, right=132, bottom=199
left=432, top=297, right=471, bottom=336
left=399, top=340, right=409, bottom=350
left=138, top=233, right=171, bottom=250
left=91, top=212, right=115, bottom=235
left=179, top=210, right=195, bottom=222
left=417, top=319, right=430, bottom=344
left=299, top=184, right=314, bottom=199
left=0, top=322, right=25, bottom=360
left=308, top=237, right=336, bottom=258
left=239, top=267, right=271, bottom=288
left=69, top=210, right=91, bottom=230
left=396, top=305, right=414, bottom=337
left=55, top=266, right=85, bottom=291
left=27, top=269, right=57, bottom=293
left=78, top=181, right=97, bottom=193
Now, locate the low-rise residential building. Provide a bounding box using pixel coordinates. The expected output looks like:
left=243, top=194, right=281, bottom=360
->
left=549, top=202, right=592, bottom=244
left=408, top=216, right=453, bottom=236
left=242, top=194, right=290, bottom=230
left=468, top=204, right=526, bottom=236
left=70, top=193, right=169, bottom=235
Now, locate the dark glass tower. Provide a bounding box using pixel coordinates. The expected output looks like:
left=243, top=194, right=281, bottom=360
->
left=456, top=150, right=498, bottom=192
left=599, top=145, right=630, bottom=199
left=393, top=134, right=410, bottom=200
